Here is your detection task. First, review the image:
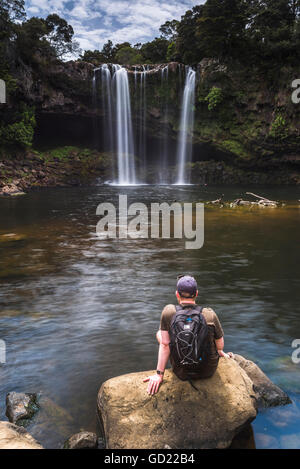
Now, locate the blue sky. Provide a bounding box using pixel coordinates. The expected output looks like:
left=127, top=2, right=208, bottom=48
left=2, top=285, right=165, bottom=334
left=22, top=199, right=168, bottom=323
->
left=24, top=1, right=203, bottom=53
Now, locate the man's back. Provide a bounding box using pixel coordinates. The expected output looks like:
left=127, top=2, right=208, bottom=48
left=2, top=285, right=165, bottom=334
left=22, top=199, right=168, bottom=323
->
left=160, top=304, right=224, bottom=380
left=144, top=276, right=232, bottom=395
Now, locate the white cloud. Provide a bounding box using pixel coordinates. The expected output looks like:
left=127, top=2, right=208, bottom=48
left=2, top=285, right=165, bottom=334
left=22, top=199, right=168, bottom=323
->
left=27, top=6, right=40, bottom=14
left=25, top=0, right=203, bottom=51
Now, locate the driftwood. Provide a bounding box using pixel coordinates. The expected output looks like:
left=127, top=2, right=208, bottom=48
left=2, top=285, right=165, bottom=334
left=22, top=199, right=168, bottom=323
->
left=245, top=192, right=278, bottom=206
left=206, top=193, right=279, bottom=208
left=207, top=194, right=224, bottom=204
left=230, top=198, right=253, bottom=207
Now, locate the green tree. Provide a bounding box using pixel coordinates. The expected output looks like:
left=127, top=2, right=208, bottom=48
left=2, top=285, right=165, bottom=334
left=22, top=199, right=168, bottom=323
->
left=269, top=113, right=289, bottom=139
left=205, top=87, right=223, bottom=110
left=45, top=14, right=81, bottom=58
left=140, top=37, right=169, bottom=63
left=196, top=0, right=248, bottom=59
left=115, top=45, right=143, bottom=65
left=166, top=41, right=178, bottom=62
left=0, top=0, right=26, bottom=40
left=101, top=40, right=115, bottom=62
left=0, top=105, right=36, bottom=148
left=79, top=49, right=106, bottom=64
left=175, top=5, right=205, bottom=64
left=159, top=20, right=179, bottom=40
left=15, top=14, right=80, bottom=62
left=15, top=17, right=50, bottom=62
left=246, top=0, right=297, bottom=61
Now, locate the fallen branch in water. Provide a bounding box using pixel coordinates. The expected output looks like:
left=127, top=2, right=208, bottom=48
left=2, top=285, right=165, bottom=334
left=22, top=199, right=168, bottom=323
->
left=207, top=194, right=224, bottom=205
left=230, top=198, right=256, bottom=207
left=245, top=192, right=278, bottom=206
left=206, top=192, right=280, bottom=208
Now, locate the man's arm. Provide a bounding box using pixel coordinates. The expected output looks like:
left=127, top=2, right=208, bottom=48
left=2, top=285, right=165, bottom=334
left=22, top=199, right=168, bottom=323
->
left=215, top=337, right=233, bottom=358
left=143, top=330, right=170, bottom=395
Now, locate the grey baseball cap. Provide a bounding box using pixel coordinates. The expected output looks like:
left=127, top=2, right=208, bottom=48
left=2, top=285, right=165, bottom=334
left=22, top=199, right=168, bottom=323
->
left=176, top=275, right=198, bottom=298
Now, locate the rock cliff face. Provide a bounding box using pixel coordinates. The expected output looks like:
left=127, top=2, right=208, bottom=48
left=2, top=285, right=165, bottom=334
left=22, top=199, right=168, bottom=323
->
left=8, top=58, right=300, bottom=183
left=97, top=355, right=290, bottom=449
left=15, top=59, right=94, bottom=114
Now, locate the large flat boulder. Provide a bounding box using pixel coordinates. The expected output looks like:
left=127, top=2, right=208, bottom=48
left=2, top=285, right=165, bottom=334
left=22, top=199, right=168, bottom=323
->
left=0, top=421, right=43, bottom=449
left=98, top=358, right=258, bottom=449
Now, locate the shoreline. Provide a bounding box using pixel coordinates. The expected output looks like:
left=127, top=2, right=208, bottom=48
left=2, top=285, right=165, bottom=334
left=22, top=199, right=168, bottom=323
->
left=0, top=147, right=110, bottom=196
left=1, top=148, right=299, bottom=196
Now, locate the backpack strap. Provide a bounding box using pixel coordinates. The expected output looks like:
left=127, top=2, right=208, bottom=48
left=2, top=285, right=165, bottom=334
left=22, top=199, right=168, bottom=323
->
left=176, top=304, right=203, bottom=313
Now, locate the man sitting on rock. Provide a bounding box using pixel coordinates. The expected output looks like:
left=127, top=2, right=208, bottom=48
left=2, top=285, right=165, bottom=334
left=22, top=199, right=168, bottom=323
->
left=144, top=275, right=233, bottom=395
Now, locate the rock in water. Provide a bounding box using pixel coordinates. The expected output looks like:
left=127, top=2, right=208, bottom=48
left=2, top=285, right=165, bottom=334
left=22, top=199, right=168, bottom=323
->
left=0, top=422, right=43, bottom=449
left=97, top=358, right=258, bottom=449
left=6, top=392, right=39, bottom=425
left=233, top=354, right=291, bottom=407
left=64, top=432, right=98, bottom=449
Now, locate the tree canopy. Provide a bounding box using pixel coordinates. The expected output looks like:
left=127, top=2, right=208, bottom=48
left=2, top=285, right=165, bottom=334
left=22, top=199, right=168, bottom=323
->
left=1, top=0, right=300, bottom=68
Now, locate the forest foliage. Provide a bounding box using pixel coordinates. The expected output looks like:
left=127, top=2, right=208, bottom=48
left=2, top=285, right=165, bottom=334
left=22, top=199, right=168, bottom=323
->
left=81, top=1, right=300, bottom=66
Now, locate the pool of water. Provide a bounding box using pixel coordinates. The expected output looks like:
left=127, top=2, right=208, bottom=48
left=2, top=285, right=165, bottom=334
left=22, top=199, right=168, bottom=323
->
left=0, top=184, right=299, bottom=448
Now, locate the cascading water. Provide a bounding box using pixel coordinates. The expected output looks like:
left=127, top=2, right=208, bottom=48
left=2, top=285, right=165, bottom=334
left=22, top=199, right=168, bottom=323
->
left=92, top=70, right=98, bottom=149
left=138, top=65, right=148, bottom=180
left=113, top=65, right=136, bottom=185
left=95, top=64, right=137, bottom=185
left=175, top=67, right=196, bottom=185
left=100, top=64, right=114, bottom=156
left=94, top=63, right=196, bottom=186
left=159, top=65, right=170, bottom=184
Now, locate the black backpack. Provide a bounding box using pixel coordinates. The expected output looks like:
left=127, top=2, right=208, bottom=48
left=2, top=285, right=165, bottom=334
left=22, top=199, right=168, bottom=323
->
left=169, top=304, right=209, bottom=368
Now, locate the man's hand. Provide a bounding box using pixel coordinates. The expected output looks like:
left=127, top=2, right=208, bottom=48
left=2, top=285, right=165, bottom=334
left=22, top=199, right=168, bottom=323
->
left=218, top=350, right=234, bottom=359
left=143, top=374, right=163, bottom=395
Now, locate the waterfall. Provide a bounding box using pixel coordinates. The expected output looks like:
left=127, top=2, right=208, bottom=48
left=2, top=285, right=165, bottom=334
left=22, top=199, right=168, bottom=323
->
left=113, top=65, right=136, bottom=185
left=139, top=65, right=148, bottom=180
left=175, top=67, right=196, bottom=185
left=100, top=65, right=114, bottom=157
left=95, top=64, right=137, bottom=185
left=159, top=65, right=170, bottom=184
left=94, top=63, right=196, bottom=186
left=92, top=70, right=98, bottom=149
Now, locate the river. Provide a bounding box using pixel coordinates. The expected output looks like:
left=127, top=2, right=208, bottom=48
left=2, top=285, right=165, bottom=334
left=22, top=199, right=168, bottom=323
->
left=0, top=184, right=299, bottom=448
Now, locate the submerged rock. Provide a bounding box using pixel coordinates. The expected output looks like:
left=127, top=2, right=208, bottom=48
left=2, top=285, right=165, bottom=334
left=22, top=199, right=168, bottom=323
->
left=63, top=431, right=98, bottom=449
left=6, top=392, right=39, bottom=425
left=25, top=396, right=75, bottom=449
left=98, top=358, right=257, bottom=449
left=0, top=421, right=43, bottom=449
left=233, top=354, right=291, bottom=407
left=98, top=355, right=291, bottom=449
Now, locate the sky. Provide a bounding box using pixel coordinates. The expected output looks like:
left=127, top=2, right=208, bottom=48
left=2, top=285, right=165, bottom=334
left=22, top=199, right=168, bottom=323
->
left=24, top=1, right=203, bottom=53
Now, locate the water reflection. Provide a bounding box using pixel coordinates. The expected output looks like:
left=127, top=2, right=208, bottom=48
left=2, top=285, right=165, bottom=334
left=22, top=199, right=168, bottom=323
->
left=0, top=185, right=299, bottom=448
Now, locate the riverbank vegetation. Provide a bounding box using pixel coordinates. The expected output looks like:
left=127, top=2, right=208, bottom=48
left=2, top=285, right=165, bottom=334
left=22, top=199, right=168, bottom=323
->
left=0, top=146, right=110, bottom=195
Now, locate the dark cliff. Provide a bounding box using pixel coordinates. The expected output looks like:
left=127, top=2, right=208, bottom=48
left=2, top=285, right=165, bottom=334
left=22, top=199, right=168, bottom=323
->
left=3, top=57, right=300, bottom=184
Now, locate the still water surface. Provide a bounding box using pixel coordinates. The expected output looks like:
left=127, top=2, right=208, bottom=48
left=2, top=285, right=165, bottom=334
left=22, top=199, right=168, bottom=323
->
left=0, top=185, right=299, bottom=448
